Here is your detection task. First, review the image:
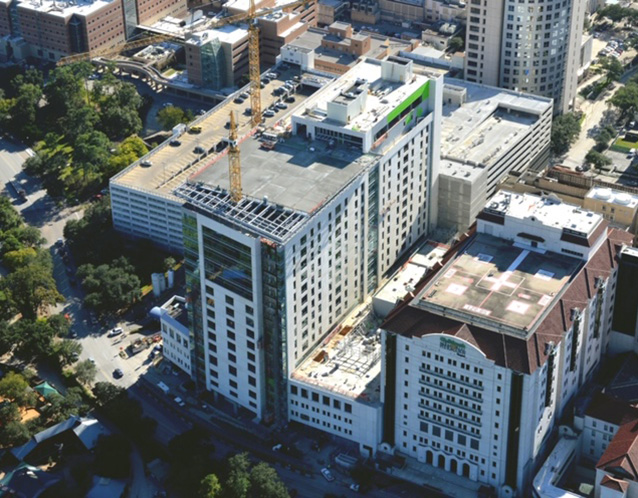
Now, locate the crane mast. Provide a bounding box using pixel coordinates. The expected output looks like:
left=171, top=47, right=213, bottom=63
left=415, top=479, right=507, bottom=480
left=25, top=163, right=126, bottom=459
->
left=248, top=0, right=262, bottom=126
left=228, top=111, right=242, bottom=203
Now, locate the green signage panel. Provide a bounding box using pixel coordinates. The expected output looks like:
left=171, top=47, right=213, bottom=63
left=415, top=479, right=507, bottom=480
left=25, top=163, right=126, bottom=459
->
left=386, top=80, right=430, bottom=124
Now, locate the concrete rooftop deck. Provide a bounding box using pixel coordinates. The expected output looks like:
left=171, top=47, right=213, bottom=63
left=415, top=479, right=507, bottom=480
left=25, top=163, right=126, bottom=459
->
left=418, top=234, right=582, bottom=332
left=191, top=134, right=378, bottom=214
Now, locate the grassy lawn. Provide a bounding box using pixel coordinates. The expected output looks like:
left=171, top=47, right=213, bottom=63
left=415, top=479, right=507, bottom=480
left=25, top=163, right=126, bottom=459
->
left=612, top=136, right=638, bottom=152
left=163, top=68, right=177, bottom=77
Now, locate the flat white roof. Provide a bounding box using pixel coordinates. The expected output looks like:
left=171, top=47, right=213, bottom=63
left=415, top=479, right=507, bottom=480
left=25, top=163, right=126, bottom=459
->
left=15, top=0, right=117, bottom=18
left=186, top=24, right=249, bottom=46
left=439, top=158, right=485, bottom=182
left=296, top=59, right=431, bottom=134
left=587, top=187, right=638, bottom=209
left=375, top=242, right=448, bottom=306
left=488, top=191, right=604, bottom=236
left=441, top=78, right=551, bottom=167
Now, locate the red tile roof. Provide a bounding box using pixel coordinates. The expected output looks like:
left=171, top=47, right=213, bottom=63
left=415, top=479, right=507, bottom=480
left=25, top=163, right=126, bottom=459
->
left=600, top=475, right=629, bottom=491
left=382, top=228, right=633, bottom=374
left=597, top=419, right=638, bottom=481
left=586, top=392, right=638, bottom=427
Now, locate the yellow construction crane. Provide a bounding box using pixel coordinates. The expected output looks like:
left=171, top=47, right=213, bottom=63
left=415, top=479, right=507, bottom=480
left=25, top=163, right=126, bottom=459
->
left=248, top=0, right=261, bottom=127
left=228, top=110, right=242, bottom=203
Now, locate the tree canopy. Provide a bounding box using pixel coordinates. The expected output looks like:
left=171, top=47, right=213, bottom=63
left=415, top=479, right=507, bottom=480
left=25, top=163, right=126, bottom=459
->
left=2, top=63, right=148, bottom=201
left=157, top=105, right=193, bottom=130
left=550, top=112, right=581, bottom=156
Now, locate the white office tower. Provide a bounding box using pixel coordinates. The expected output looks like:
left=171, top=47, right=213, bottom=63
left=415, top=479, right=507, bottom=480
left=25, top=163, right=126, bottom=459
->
left=464, top=0, right=586, bottom=114
left=176, top=57, right=442, bottom=423
left=381, top=191, right=632, bottom=496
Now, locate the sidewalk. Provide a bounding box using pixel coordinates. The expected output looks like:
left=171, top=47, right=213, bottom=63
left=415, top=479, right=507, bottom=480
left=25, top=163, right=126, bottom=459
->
left=380, top=453, right=483, bottom=498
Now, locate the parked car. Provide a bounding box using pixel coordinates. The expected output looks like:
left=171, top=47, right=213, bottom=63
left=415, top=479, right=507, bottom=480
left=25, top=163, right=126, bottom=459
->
left=321, top=468, right=335, bottom=482
left=113, top=368, right=123, bottom=379
left=349, top=483, right=360, bottom=492
left=107, top=327, right=123, bottom=338
left=141, top=160, right=152, bottom=167
left=276, top=102, right=288, bottom=110
left=240, top=92, right=249, bottom=99
left=189, top=126, right=202, bottom=134
left=174, top=396, right=186, bottom=407
left=234, top=97, right=244, bottom=104
left=263, top=110, right=275, bottom=117
left=193, top=146, right=206, bottom=154
left=169, top=139, right=181, bottom=147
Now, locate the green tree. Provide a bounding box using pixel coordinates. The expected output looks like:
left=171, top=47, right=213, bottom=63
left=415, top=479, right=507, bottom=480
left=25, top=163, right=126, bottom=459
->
left=0, top=196, right=24, bottom=232
left=11, top=319, right=57, bottom=361
left=2, top=247, right=38, bottom=271
left=249, top=463, right=289, bottom=498
left=0, top=401, right=20, bottom=427
left=224, top=453, right=251, bottom=498
left=56, top=339, right=82, bottom=366
left=157, top=105, right=190, bottom=130
left=40, top=387, right=88, bottom=424
left=448, top=36, right=464, bottom=53
left=551, top=112, right=581, bottom=156
left=0, top=421, right=30, bottom=447
left=74, top=359, right=97, bottom=385
left=10, top=82, right=42, bottom=140
left=3, top=262, right=62, bottom=319
left=11, top=68, right=44, bottom=94
left=200, top=474, right=222, bottom=498
left=99, top=82, right=143, bottom=139
left=107, top=135, right=148, bottom=177
left=48, top=313, right=71, bottom=338
left=71, top=130, right=111, bottom=185
left=92, top=382, right=125, bottom=406
left=585, top=148, right=613, bottom=171
left=610, top=82, right=638, bottom=118
left=77, top=257, right=141, bottom=313
left=0, top=372, right=31, bottom=405
left=601, top=56, right=624, bottom=83
left=62, top=105, right=100, bottom=144
left=64, top=198, right=122, bottom=266
left=45, top=62, right=92, bottom=119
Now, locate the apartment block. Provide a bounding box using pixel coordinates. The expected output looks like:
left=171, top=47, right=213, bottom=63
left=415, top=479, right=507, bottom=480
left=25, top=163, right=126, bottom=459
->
left=464, top=0, right=587, bottom=114
left=381, top=191, right=632, bottom=495
left=176, top=57, right=442, bottom=423
left=158, top=295, right=192, bottom=376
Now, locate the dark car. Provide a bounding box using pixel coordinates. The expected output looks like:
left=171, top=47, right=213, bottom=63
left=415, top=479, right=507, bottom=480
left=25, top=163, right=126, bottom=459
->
left=113, top=368, right=123, bottom=379
left=169, top=139, right=181, bottom=147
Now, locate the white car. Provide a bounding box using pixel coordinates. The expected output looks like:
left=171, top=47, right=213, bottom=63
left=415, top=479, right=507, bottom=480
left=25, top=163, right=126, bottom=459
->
left=320, top=468, right=335, bottom=482
left=107, top=327, right=123, bottom=338
left=174, top=396, right=186, bottom=407
left=349, top=483, right=360, bottom=492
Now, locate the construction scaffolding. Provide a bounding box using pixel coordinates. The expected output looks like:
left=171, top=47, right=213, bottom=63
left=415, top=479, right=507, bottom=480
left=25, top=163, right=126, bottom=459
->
left=174, top=182, right=308, bottom=243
